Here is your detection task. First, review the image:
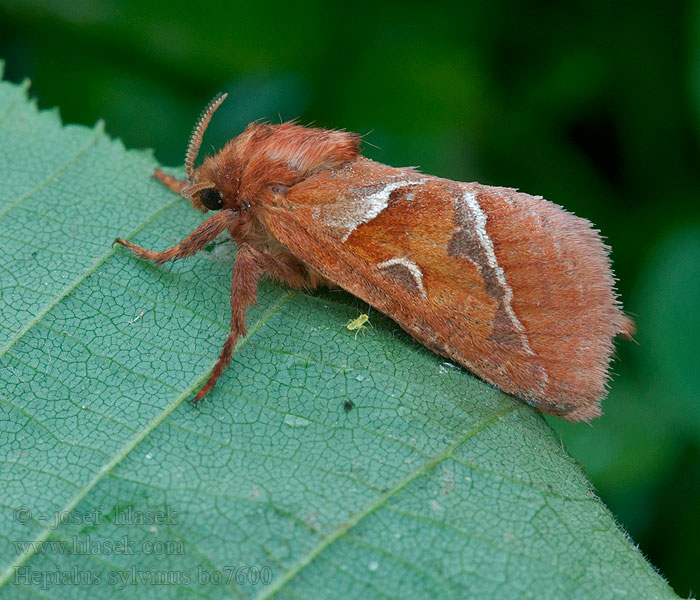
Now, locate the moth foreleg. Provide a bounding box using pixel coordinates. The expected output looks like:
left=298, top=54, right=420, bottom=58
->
left=153, top=168, right=187, bottom=194
left=193, top=243, right=261, bottom=404
left=114, top=209, right=238, bottom=265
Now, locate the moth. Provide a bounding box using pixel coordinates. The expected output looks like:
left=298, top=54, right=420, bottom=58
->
left=115, top=93, right=634, bottom=421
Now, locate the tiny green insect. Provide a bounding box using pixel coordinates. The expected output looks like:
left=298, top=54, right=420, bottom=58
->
left=346, top=313, right=370, bottom=337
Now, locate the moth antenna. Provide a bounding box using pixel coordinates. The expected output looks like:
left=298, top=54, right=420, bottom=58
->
left=185, top=92, right=228, bottom=181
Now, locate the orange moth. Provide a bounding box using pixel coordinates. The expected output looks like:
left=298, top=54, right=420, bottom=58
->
left=115, top=93, right=634, bottom=421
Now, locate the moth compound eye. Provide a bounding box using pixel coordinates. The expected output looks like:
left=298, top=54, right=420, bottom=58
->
left=199, top=187, right=224, bottom=210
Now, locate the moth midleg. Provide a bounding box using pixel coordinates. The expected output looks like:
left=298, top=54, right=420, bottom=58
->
left=194, top=244, right=312, bottom=403
left=193, top=243, right=261, bottom=404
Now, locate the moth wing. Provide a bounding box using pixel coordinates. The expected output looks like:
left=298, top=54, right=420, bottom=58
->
left=258, top=158, right=632, bottom=421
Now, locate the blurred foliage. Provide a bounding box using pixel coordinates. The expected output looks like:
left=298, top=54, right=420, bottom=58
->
left=1, top=0, right=698, bottom=595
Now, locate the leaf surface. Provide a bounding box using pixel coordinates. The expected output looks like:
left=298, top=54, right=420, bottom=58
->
left=0, top=69, right=677, bottom=599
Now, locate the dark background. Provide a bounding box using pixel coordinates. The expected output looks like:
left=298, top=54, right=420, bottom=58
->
left=2, top=0, right=698, bottom=595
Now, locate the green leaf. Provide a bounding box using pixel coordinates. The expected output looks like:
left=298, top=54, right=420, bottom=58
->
left=0, top=68, right=677, bottom=599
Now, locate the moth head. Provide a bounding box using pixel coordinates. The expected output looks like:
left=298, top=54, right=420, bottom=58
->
left=180, top=92, right=229, bottom=213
